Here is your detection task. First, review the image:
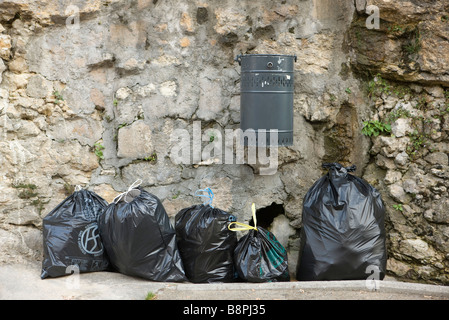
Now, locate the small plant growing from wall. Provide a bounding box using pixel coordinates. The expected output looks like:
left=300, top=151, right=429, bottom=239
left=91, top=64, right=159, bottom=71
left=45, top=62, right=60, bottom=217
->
left=367, top=74, right=391, bottom=98
left=406, top=130, right=428, bottom=158
left=53, top=91, right=64, bottom=105
left=404, top=29, right=421, bottom=54
left=13, top=183, right=38, bottom=199
left=361, top=120, right=391, bottom=137
left=143, top=152, right=157, bottom=163
left=94, top=141, right=105, bottom=160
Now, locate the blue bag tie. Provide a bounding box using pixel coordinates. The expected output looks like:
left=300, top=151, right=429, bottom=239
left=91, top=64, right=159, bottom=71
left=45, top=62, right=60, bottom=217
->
left=194, top=187, right=214, bottom=208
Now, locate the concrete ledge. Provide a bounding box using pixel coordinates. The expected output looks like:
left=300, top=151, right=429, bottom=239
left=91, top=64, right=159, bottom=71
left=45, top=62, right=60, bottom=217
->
left=1, top=262, right=448, bottom=300
left=157, top=279, right=449, bottom=300
left=164, top=277, right=449, bottom=294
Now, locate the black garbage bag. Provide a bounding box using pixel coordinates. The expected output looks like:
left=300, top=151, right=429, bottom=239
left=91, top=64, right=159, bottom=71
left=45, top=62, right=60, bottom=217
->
left=41, top=187, right=109, bottom=279
left=175, top=188, right=238, bottom=283
left=296, top=163, right=387, bottom=281
left=98, top=180, right=187, bottom=282
left=230, top=203, right=289, bottom=282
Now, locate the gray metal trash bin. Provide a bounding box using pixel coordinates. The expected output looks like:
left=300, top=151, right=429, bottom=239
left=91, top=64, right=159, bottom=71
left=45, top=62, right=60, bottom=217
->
left=235, top=54, right=296, bottom=146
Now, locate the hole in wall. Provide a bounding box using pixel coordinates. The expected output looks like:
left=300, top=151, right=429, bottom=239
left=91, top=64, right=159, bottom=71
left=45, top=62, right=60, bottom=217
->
left=249, top=202, right=285, bottom=229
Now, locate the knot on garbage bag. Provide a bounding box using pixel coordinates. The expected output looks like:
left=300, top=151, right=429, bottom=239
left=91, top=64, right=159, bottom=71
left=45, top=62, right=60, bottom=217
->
left=322, top=162, right=356, bottom=172
left=113, top=179, right=142, bottom=204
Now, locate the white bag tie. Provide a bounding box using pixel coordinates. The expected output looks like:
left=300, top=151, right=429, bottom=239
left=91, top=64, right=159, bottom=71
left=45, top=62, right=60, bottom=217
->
left=113, top=179, right=142, bottom=204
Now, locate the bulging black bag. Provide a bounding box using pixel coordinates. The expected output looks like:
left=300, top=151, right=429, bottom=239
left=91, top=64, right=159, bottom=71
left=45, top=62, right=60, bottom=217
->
left=98, top=180, right=187, bottom=282
left=296, top=163, right=387, bottom=281
left=175, top=188, right=238, bottom=283
left=41, top=187, right=109, bottom=279
left=230, top=203, right=290, bottom=283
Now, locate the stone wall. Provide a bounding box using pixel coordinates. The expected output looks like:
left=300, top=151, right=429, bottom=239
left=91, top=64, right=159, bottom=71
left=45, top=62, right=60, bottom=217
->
left=351, top=0, right=449, bottom=284
left=0, top=0, right=448, bottom=284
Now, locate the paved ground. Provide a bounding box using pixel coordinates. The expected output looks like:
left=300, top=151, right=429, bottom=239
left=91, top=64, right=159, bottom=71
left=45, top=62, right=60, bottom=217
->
left=1, top=262, right=448, bottom=300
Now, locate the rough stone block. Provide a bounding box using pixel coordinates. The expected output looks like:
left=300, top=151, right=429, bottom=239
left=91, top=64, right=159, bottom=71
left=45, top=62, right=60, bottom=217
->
left=26, top=74, right=53, bottom=99
left=117, top=120, right=153, bottom=159
left=0, top=58, right=5, bottom=83
left=424, top=152, right=448, bottom=166
left=0, top=34, right=11, bottom=60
